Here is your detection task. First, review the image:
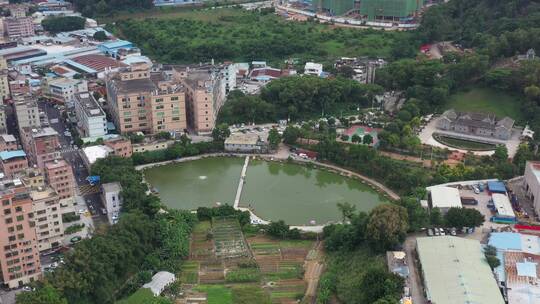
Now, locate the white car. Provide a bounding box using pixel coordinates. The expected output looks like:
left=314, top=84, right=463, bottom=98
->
left=78, top=209, right=86, bottom=214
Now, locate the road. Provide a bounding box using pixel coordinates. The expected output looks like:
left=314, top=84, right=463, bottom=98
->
left=38, top=101, right=108, bottom=225
left=404, top=235, right=427, bottom=304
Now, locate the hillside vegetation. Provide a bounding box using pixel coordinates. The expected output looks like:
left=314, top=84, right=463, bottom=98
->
left=110, top=8, right=409, bottom=64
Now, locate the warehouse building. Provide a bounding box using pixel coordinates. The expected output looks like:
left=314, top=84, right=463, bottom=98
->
left=426, top=186, right=462, bottom=214
left=416, top=236, right=505, bottom=304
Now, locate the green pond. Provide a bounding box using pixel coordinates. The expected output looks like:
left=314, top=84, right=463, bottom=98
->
left=143, top=157, right=387, bottom=225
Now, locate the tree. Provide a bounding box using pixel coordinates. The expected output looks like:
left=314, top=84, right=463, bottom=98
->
left=282, top=126, right=301, bottom=145
left=337, top=202, right=356, bottom=222
left=93, top=30, right=108, bottom=41
left=360, top=266, right=404, bottom=303
left=266, top=220, right=289, bottom=239
left=351, top=134, right=361, bottom=143
left=17, top=284, right=68, bottom=304
left=366, top=204, right=409, bottom=252
left=399, top=197, right=429, bottom=232
left=430, top=207, right=443, bottom=226
left=444, top=207, right=485, bottom=228
left=493, top=145, right=508, bottom=161
left=211, top=123, right=230, bottom=142
left=42, top=16, right=86, bottom=33
left=362, top=134, right=373, bottom=145
left=267, top=128, right=281, bottom=149
left=484, top=245, right=500, bottom=270
left=340, top=134, right=349, bottom=141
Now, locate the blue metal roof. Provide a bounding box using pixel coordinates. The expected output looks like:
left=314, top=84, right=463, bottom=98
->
left=489, top=232, right=522, bottom=251
left=0, top=150, right=26, bottom=160
left=488, top=181, right=506, bottom=193
left=98, top=40, right=133, bottom=50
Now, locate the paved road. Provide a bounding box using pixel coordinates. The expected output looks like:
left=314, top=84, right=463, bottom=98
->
left=404, top=235, right=426, bottom=304
left=39, top=101, right=107, bottom=224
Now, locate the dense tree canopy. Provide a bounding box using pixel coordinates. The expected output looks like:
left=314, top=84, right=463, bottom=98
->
left=112, top=9, right=404, bottom=64
left=71, top=0, right=153, bottom=17
left=42, top=16, right=86, bottom=33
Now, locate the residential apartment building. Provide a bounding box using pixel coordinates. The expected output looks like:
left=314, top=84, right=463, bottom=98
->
left=101, top=182, right=121, bottom=225
left=3, top=17, right=34, bottom=39
left=29, top=186, right=63, bottom=252
left=524, top=161, right=540, bottom=216
left=0, top=70, right=10, bottom=101
left=181, top=69, right=226, bottom=133
left=0, top=134, right=18, bottom=151
left=42, top=77, right=88, bottom=104
left=74, top=92, right=107, bottom=139
left=0, top=150, right=28, bottom=178
left=106, top=62, right=186, bottom=134
left=0, top=179, right=41, bottom=288
left=132, top=139, right=173, bottom=153
left=44, top=159, right=75, bottom=200
left=14, top=97, right=40, bottom=131
left=104, top=137, right=132, bottom=158
left=0, top=104, right=7, bottom=133
left=20, top=127, right=60, bottom=169
left=9, top=6, right=27, bottom=18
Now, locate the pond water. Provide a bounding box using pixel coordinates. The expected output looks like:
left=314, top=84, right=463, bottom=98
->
left=143, top=157, right=386, bottom=225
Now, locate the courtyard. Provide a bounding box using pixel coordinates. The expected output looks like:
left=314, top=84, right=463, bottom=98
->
left=418, top=116, right=522, bottom=157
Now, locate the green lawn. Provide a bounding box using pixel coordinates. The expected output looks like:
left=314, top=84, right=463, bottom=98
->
left=232, top=286, right=271, bottom=304
left=433, top=134, right=497, bottom=151
left=116, top=288, right=169, bottom=304
left=195, top=285, right=232, bottom=304
left=444, top=87, right=524, bottom=121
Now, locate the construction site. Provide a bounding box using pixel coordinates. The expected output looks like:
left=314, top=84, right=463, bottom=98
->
left=278, top=0, right=428, bottom=27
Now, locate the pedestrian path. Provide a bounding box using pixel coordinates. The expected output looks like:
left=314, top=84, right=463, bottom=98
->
left=233, top=156, right=250, bottom=209
left=78, top=184, right=99, bottom=196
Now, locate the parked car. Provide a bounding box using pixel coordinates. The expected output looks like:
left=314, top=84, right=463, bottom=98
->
left=70, top=236, right=82, bottom=243
left=427, top=228, right=434, bottom=236
left=450, top=227, right=457, bottom=236
left=78, top=209, right=86, bottom=214
left=438, top=228, right=446, bottom=236
left=101, top=208, right=107, bottom=215
left=434, top=228, right=440, bottom=236
left=473, top=187, right=480, bottom=194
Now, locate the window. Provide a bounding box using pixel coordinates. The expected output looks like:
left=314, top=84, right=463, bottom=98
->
left=15, top=206, right=22, bottom=212
left=171, top=96, right=179, bottom=101
left=172, top=117, right=180, bottom=121
left=16, top=215, right=23, bottom=222
left=124, top=125, right=132, bottom=129
left=124, top=118, right=132, bottom=122
left=4, top=209, right=11, bottom=215
left=5, top=218, right=12, bottom=224
left=7, top=226, right=14, bottom=233
left=2, top=200, right=9, bottom=206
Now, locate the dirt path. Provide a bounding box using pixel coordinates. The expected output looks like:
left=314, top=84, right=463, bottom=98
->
left=304, top=241, right=324, bottom=303
left=379, top=150, right=433, bottom=168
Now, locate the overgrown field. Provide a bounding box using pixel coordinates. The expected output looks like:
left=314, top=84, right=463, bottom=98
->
left=109, top=8, right=405, bottom=65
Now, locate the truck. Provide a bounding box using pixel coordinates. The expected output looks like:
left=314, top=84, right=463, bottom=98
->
left=460, top=196, right=478, bottom=205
